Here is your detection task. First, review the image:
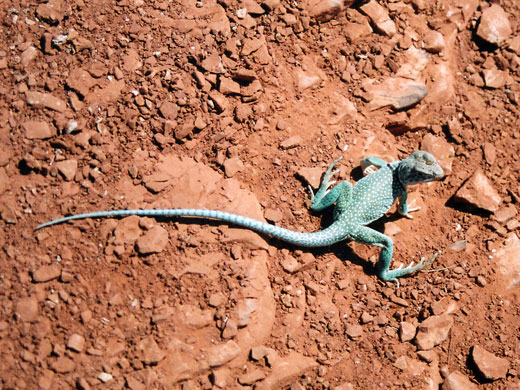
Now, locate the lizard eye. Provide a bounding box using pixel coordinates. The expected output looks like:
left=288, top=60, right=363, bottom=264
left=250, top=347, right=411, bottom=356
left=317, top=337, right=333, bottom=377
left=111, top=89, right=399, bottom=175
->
left=425, top=160, right=433, bottom=166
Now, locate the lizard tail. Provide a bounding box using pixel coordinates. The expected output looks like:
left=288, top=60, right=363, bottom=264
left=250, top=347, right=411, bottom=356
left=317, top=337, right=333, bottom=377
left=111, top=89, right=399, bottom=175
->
left=36, top=209, right=344, bottom=248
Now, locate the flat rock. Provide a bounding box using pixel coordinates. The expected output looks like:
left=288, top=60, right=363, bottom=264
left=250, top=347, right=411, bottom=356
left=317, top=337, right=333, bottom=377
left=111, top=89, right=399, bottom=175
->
left=297, top=166, right=323, bottom=189
left=360, top=1, right=396, bottom=37
left=20, top=46, right=38, bottom=67
left=138, top=336, right=166, bottom=365
left=136, top=225, right=169, bottom=254
left=223, top=156, right=244, bottom=177
left=15, top=297, right=39, bottom=322
left=32, top=264, right=61, bottom=283
left=22, top=121, right=56, bottom=139
left=206, top=340, right=241, bottom=367
left=415, top=314, right=453, bottom=350
left=453, top=169, right=501, bottom=212
left=363, top=77, right=427, bottom=111
left=51, top=357, right=76, bottom=373
left=495, top=233, right=520, bottom=289
left=421, top=133, right=455, bottom=176
left=280, top=135, right=303, bottom=149
left=471, top=345, right=509, bottom=380
left=55, top=160, right=78, bottom=181
left=399, top=321, right=416, bottom=342
left=442, top=371, right=478, bottom=390
left=67, top=68, right=97, bottom=97
left=36, top=0, right=65, bottom=23
left=483, top=69, right=507, bottom=89
left=476, top=4, right=512, bottom=46
left=256, top=351, right=317, bottom=390
left=26, top=91, right=66, bottom=112
left=67, top=334, right=85, bottom=352
left=423, top=30, right=445, bottom=53
left=0, top=168, right=10, bottom=195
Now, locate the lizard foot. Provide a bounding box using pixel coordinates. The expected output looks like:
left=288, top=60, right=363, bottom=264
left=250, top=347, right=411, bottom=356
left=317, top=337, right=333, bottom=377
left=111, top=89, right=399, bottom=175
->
left=310, top=156, right=343, bottom=203
left=398, top=199, right=421, bottom=219
left=381, top=251, right=440, bottom=281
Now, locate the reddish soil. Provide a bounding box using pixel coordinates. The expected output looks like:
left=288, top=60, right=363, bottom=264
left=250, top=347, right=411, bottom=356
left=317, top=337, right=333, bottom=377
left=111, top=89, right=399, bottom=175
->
left=1, top=0, right=519, bottom=389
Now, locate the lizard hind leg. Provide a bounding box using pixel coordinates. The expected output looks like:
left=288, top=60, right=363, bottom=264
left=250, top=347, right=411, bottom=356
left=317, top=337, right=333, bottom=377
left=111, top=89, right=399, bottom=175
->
left=309, top=157, right=352, bottom=213
left=349, top=226, right=436, bottom=281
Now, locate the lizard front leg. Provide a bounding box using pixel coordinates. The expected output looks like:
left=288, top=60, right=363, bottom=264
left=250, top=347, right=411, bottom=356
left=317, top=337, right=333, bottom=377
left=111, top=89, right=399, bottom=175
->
left=350, top=226, right=436, bottom=281
left=397, top=192, right=421, bottom=219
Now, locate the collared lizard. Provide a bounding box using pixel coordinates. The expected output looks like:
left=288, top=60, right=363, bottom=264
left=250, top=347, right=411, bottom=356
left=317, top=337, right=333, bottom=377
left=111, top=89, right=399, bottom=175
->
left=37, top=151, right=444, bottom=281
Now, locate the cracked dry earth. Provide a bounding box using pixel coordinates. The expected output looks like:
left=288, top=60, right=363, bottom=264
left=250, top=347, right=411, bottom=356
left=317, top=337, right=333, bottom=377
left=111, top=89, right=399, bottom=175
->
left=1, top=0, right=520, bottom=389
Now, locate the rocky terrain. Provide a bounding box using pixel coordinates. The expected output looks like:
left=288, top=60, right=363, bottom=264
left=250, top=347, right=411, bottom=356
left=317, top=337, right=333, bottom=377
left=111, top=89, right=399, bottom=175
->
left=0, top=0, right=519, bottom=389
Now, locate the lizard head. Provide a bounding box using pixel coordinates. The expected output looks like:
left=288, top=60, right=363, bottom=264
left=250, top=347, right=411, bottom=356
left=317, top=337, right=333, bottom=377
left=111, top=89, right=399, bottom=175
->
left=398, top=151, right=444, bottom=186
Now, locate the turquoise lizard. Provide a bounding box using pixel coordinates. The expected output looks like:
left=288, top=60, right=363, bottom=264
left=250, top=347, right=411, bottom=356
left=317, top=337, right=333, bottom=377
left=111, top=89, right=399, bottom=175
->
left=37, top=151, right=444, bottom=281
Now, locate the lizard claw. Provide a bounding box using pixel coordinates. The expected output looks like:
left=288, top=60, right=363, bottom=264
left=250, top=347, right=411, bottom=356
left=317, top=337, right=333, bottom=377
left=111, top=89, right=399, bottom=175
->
left=398, top=199, right=421, bottom=219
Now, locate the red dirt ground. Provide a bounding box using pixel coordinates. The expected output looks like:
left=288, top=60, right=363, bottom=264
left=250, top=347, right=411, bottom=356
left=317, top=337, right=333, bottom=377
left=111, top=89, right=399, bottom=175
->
left=1, top=0, right=519, bottom=389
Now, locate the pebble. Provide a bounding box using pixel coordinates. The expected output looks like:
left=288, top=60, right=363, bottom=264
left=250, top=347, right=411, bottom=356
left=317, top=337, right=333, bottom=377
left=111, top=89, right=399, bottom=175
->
left=97, top=372, right=113, bottom=383
left=280, top=135, right=303, bottom=149
left=223, top=156, right=244, bottom=177
left=359, top=1, right=396, bottom=37
left=257, top=351, right=317, bottom=390
left=67, top=334, right=85, bottom=353
left=22, top=121, right=56, bottom=139
left=122, top=49, right=142, bottom=72
left=494, top=204, right=517, bottom=224
left=453, top=169, right=502, bottom=212
left=0, top=168, right=10, bottom=195
left=136, top=225, right=169, bottom=254
left=423, top=30, right=445, bottom=53
left=421, top=133, right=455, bottom=176
left=238, top=369, right=266, bottom=385
left=417, top=350, right=437, bottom=363
left=399, top=321, right=416, bottom=342
left=51, top=357, right=76, bottom=373
left=20, top=46, right=38, bottom=67
left=138, top=336, right=165, bottom=365
left=472, top=345, right=509, bottom=380
left=55, top=160, right=78, bottom=181
left=32, top=264, right=61, bottom=283
left=15, top=296, right=39, bottom=322
left=208, top=90, right=228, bottom=112
left=201, top=53, right=225, bottom=74
left=36, top=0, right=65, bottom=23
left=219, top=77, right=240, bottom=95
left=441, top=371, right=478, bottom=390
left=67, top=69, right=97, bottom=97
left=482, top=69, right=507, bottom=89
left=264, top=208, right=282, bottom=223
left=476, top=5, right=512, bottom=46
left=345, top=324, right=363, bottom=339
left=25, top=91, right=66, bottom=112
left=414, top=314, right=454, bottom=350
left=158, top=101, right=179, bottom=120
left=206, top=340, right=241, bottom=367
left=364, top=77, right=427, bottom=110
left=482, top=142, right=496, bottom=165
left=222, top=319, right=238, bottom=339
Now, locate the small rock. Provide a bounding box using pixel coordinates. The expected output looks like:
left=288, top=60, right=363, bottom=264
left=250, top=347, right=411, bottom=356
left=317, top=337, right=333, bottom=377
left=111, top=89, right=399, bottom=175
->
left=234, top=104, right=253, bottom=122
left=223, top=156, right=244, bottom=177
left=138, top=336, right=165, bottom=365
left=483, top=69, right=507, bottom=89
left=36, top=0, right=65, bottom=23
left=423, top=30, right=445, bottom=53
left=495, top=233, right=520, bottom=288
left=417, top=350, right=437, bottom=363
left=447, top=240, right=467, bottom=252
left=345, top=324, right=363, bottom=339
left=441, top=371, right=478, bottom=390
left=472, top=345, right=509, bottom=380
left=453, top=169, right=502, bottom=212
left=494, top=205, right=517, bottom=223
left=222, top=319, right=238, bottom=339
left=55, top=160, right=78, bottom=181
left=22, top=121, right=56, bottom=139
left=135, top=225, right=169, bottom=254
left=280, top=135, right=303, bottom=149
left=421, top=133, right=455, bottom=176
left=399, top=321, right=416, bottom=342
left=122, top=49, right=142, bottom=72
left=15, top=297, right=39, bottom=322
left=241, top=38, right=264, bottom=56
left=32, top=264, right=61, bottom=283
left=208, top=90, right=228, bottom=113
left=238, top=369, right=266, bottom=385
left=295, top=69, right=321, bottom=90
left=208, top=293, right=224, bottom=307
left=67, top=68, right=97, bottom=97
left=201, top=53, right=225, bottom=74
left=97, top=372, right=113, bottom=383
left=20, top=46, right=38, bottom=67
left=307, top=0, right=346, bottom=21
left=415, top=314, right=453, bottom=350
left=297, top=166, right=325, bottom=190
left=250, top=346, right=274, bottom=361
left=360, top=1, right=396, bottom=37
left=219, top=77, right=240, bottom=95
left=482, top=142, right=496, bottom=165
left=67, top=334, right=85, bottom=352
left=51, top=357, right=76, bottom=373
left=364, top=77, right=427, bottom=110
left=264, top=208, right=282, bottom=223
left=25, top=91, right=66, bottom=112
left=476, top=4, right=512, bottom=46
left=206, top=340, right=241, bottom=367
left=158, top=101, right=179, bottom=120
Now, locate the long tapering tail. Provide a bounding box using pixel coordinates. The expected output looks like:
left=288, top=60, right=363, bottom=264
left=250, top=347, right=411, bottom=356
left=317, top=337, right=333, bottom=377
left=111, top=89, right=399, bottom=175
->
left=36, top=209, right=346, bottom=248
